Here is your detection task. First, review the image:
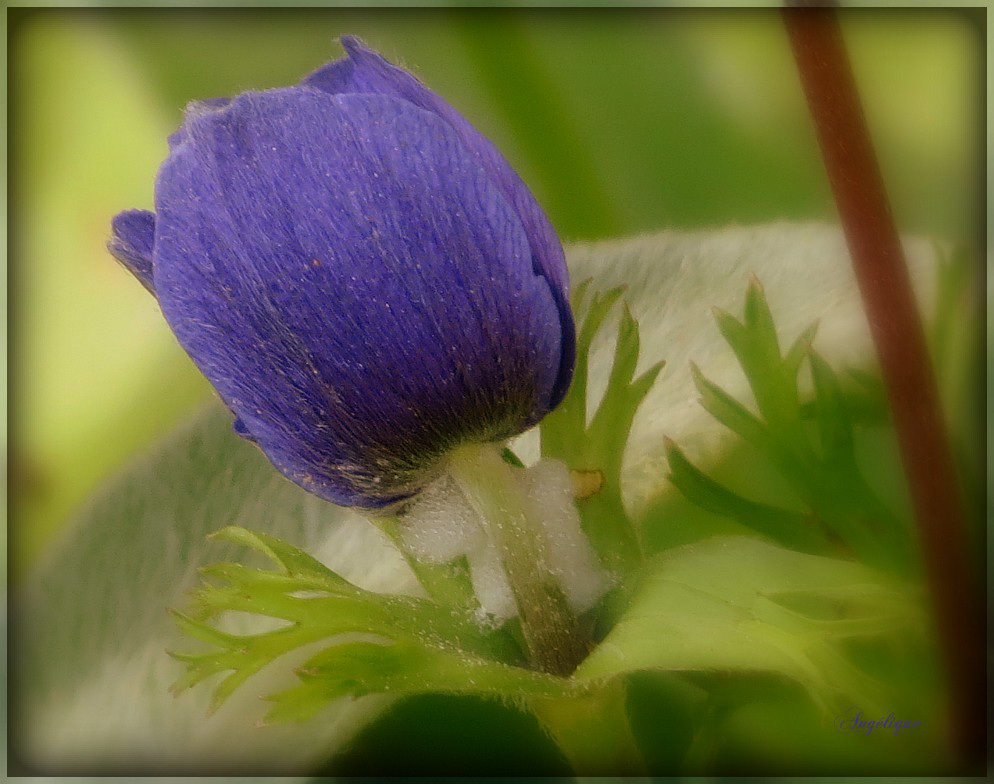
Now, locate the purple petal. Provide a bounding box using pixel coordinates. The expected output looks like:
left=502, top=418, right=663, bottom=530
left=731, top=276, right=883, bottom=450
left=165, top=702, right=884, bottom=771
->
left=305, top=37, right=574, bottom=408
left=232, top=417, right=256, bottom=442
left=108, top=209, right=156, bottom=293
left=153, top=88, right=564, bottom=508
left=168, top=97, right=232, bottom=150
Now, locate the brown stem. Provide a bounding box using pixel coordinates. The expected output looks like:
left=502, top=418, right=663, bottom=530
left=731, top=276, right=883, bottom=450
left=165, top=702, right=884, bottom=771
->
left=783, top=7, right=983, bottom=767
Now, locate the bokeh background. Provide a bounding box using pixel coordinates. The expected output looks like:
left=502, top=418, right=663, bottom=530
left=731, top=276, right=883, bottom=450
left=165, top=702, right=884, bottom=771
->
left=8, top=7, right=983, bottom=576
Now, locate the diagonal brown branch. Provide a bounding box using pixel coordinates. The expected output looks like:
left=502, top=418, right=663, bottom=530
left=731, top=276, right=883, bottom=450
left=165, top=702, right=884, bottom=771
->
left=782, top=6, right=983, bottom=768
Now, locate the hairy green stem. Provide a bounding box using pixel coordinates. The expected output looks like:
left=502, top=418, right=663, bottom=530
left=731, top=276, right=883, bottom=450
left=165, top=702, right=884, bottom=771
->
left=448, top=443, right=588, bottom=676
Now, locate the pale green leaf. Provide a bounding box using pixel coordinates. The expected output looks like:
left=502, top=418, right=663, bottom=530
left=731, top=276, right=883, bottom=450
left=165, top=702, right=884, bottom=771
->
left=575, top=536, right=923, bottom=716
left=265, top=640, right=570, bottom=724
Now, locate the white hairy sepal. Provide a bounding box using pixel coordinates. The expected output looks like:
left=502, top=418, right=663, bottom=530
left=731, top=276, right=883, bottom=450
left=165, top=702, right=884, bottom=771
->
left=400, top=455, right=607, bottom=621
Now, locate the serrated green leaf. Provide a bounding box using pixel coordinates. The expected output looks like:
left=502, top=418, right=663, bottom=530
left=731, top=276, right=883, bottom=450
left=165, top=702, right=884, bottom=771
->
left=712, top=307, right=750, bottom=356
left=570, top=276, right=594, bottom=313
left=681, top=289, right=914, bottom=575
left=575, top=537, right=921, bottom=716
left=564, top=224, right=938, bottom=519
left=784, top=320, right=819, bottom=378
left=170, top=524, right=529, bottom=716
left=808, top=350, right=855, bottom=464
left=716, top=285, right=803, bottom=435
left=664, top=439, right=828, bottom=553
left=199, top=561, right=337, bottom=596
left=543, top=284, right=627, bottom=455
left=265, top=640, right=572, bottom=725
left=168, top=609, right=243, bottom=648
left=579, top=286, right=627, bottom=352
left=209, top=525, right=285, bottom=567
left=543, top=282, right=665, bottom=574
left=743, top=276, right=782, bottom=356
left=586, top=322, right=662, bottom=476
left=212, top=525, right=358, bottom=589
left=690, top=363, right=769, bottom=448
left=606, top=305, right=640, bottom=390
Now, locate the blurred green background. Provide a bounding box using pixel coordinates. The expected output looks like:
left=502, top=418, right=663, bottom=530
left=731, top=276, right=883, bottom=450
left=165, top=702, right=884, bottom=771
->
left=8, top=8, right=982, bottom=575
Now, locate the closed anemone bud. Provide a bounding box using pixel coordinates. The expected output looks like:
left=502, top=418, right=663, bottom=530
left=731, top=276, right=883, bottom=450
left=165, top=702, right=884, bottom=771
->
left=108, top=37, right=575, bottom=509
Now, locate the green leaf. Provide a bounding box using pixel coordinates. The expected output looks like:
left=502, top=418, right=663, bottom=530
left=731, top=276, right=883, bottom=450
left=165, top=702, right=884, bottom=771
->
left=569, top=276, right=593, bottom=313
left=808, top=350, right=855, bottom=465
left=542, top=284, right=626, bottom=458
left=714, top=282, right=803, bottom=432
left=690, top=361, right=770, bottom=448
left=575, top=537, right=923, bottom=716
left=784, top=320, right=820, bottom=378
left=673, top=281, right=917, bottom=575
left=208, top=525, right=361, bottom=589
left=169, top=523, right=526, bottom=716
left=563, top=224, right=939, bottom=518
left=266, top=640, right=571, bottom=725
left=541, top=284, right=658, bottom=574
left=664, top=438, right=829, bottom=553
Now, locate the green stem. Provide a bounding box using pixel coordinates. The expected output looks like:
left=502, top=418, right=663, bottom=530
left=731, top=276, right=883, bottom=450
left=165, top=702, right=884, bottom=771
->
left=530, top=679, right=646, bottom=775
left=447, top=443, right=587, bottom=676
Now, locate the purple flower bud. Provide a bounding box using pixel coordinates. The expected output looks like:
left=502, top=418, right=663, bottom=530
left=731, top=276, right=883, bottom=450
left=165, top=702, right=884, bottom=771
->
left=108, top=37, right=575, bottom=509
